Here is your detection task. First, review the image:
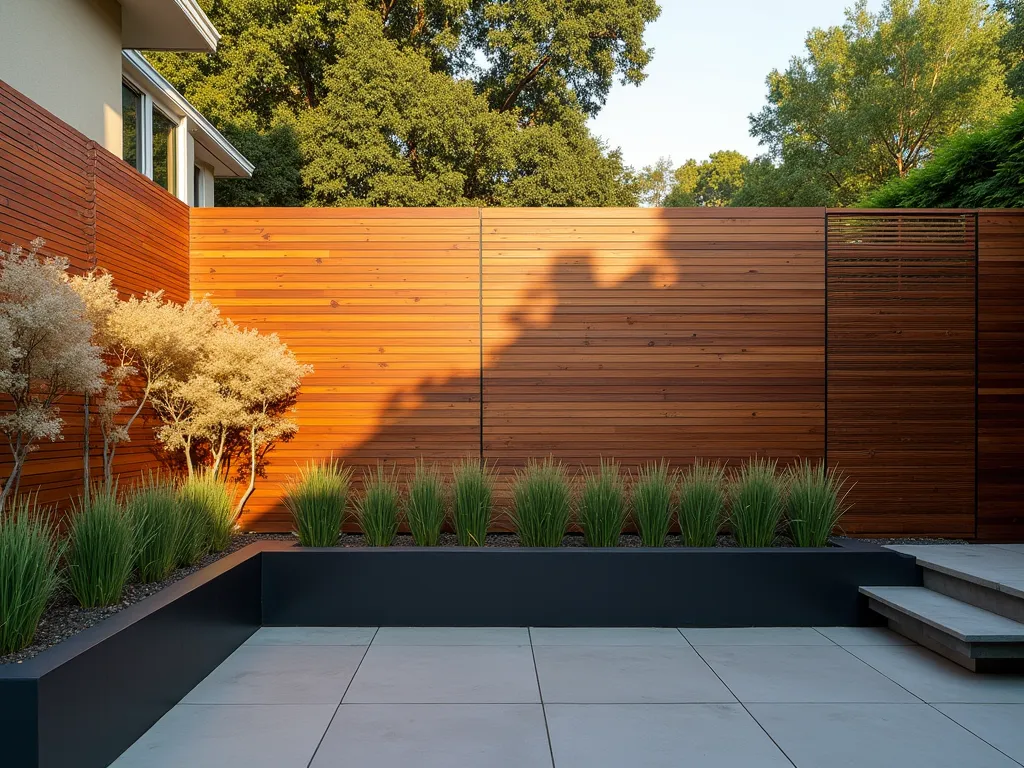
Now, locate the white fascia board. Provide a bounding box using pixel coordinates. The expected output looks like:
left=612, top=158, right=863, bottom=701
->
left=122, top=51, right=254, bottom=178
left=120, top=0, right=220, bottom=52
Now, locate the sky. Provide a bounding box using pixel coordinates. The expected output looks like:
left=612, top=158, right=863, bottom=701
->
left=588, top=0, right=883, bottom=171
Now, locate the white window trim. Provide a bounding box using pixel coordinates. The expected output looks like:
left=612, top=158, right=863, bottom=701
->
left=122, top=73, right=190, bottom=204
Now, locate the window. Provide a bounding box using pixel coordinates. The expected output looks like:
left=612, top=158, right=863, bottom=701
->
left=122, top=83, right=143, bottom=173
left=193, top=164, right=202, bottom=206
left=152, top=109, right=177, bottom=195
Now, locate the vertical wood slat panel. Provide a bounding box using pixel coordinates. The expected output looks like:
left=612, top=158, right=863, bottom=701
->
left=189, top=207, right=482, bottom=531
left=480, top=208, right=827, bottom=510
left=978, top=212, right=1024, bottom=540
left=0, top=79, right=189, bottom=510
left=826, top=212, right=977, bottom=536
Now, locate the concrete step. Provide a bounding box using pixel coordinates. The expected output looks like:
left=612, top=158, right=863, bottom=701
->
left=885, top=545, right=1024, bottom=624
left=860, top=586, right=1024, bottom=672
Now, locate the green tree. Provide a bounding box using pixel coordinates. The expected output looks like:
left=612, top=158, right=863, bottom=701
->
left=864, top=100, right=1024, bottom=207
left=747, top=0, right=1012, bottom=206
left=300, top=9, right=635, bottom=206
left=635, top=157, right=676, bottom=207
left=663, top=151, right=749, bottom=207
left=148, top=0, right=658, bottom=206
left=996, top=0, right=1024, bottom=97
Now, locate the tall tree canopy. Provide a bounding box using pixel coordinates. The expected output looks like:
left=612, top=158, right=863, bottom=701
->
left=864, top=100, right=1024, bottom=207
left=148, top=0, right=659, bottom=206
left=745, top=0, right=1012, bottom=206
left=665, top=151, right=749, bottom=207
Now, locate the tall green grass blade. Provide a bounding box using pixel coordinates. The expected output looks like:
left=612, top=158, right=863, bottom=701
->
left=578, top=458, right=626, bottom=547
left=357, top=463, right=402, bottom=547
left=786, top=460, right=851, bottom=547
left=128, top=473, right=181, bottom=583
left=679, top=460, right=726, bottom=547
left=510, top=456, right=572, bottom=548
left=284, top=458, right=352, bottom=547
left=452, top=458, right=495, bottom=547
left=728, top=458, right=784, bottom=548
left=0, top=497, right=63, bottom=654
left=405, top=459, right=446, bottom=546
left=67, top=486, right=135, bottom=607
left=630, top=461, right=674, bottom=547
left=180, top=472, right=237, bottom=553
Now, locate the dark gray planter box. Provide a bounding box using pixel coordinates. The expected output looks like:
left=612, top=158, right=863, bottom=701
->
left=0, top=538, right=921, bottom=768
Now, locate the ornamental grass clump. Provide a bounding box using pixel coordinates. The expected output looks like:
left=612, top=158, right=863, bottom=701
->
left=285, top=459, right=352, bottom=547
left=728, top=458, right=785, bottom=548
left=510, top=457, right=572, bottom=548
left=786, top=460, right=851, bottom=547
left=452, top=458, right=495, bottom=546
left=357, top=464, right=402, bottom=547
left=630, top=461, right=675, bottom=547
left=128, top=474, right=181, bottom=583
left=578, top=459, right=626, bottom=547
left=679, top=460, right=727, bottom=547
left=174, top=480, right=212, bottom=568
left=0, top=498, right=63, bottom=654
left=180, top=472, right=237, bottom=553
left=405, top=460, right=446, bottom=546
left=67, top=487, right=135, bottom=608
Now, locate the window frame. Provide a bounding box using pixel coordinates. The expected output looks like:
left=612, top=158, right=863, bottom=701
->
left=121, top=73, right=189, bottom=202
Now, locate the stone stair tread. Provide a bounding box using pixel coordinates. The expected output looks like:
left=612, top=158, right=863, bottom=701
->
left=885, top=545, right=1024, bottom=600
left=859, top=586, right=1024, bottom=643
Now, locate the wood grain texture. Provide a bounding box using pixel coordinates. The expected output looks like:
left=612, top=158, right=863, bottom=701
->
left=481, top=207, right=826, bottom=514
left=978, top=212, right=1024, bottom=540
left=0, top=79, right=189, bottom=509
left=826, top=212, right=977, bottom=536
left=190, top=207, right=482, bottom=530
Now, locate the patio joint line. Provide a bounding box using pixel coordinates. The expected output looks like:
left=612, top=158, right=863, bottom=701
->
left=528, top=627, right=558, bottom=768
left=833, top=642, right=1024, bottom=767
left=679, top=628, right=799, bottom=768
left=304, top=627, right=380, bottom=768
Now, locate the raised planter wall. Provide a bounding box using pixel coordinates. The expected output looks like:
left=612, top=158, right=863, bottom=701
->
left=262, top=541, right=922, bottom=628
left=0, top=545, right=265, bottom=768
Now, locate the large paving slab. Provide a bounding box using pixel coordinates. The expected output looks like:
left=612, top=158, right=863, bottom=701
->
left=533, top=644, right=735, bottom=704
left=694, top=645, right=918, bottom=703
left=245, top=626, right=377, bottom=646
left=529, top=627, right=688, bottom=646
left=344, top=644, right=540, bottom=703
left=859, top=586, right=1024, bottom=641
left=813, top=626, right=916, bottom=646
left=372, top=626, right=530, bottom=645
left=181, top=644, right=366, bottom=705
left=749, top=703, right=1021, bottom=768
left=111, top=704, right=335, bottom=768
left=933, top=704, right=1024, bottom=764
left=310, top=704, right=552, bottom=768
left=847, top=644, right=1024, bottom=703
left=680, top=627, right=832, bottom=646
left=545, top=703, right=792, bottom=768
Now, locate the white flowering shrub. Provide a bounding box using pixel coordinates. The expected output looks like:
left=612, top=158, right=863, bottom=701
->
left=69, top=275, right=221, bottom=492
left=0, top=239, right=104, bottom=510
left=156, top=320, right=311, bottom=515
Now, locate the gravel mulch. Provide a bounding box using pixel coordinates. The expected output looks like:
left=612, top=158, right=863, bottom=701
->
left=0, top=533, right=293, bottom=667
left=842, top=536, right=971, bottom=546
left=337, top=532, right=799, bottom=548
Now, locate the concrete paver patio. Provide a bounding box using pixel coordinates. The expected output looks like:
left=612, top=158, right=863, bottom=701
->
left=112, top=625, right=1024, bottom=767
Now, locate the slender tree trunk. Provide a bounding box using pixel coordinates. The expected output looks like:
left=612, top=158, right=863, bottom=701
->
left=235, top=429, right=258, bottom=518
left=185, top=434, right=195, bottom=478
left=106, top=379, right=151, bottom=489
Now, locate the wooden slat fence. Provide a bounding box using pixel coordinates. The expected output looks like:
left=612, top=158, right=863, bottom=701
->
left=825, top=212, right=978, bottom=536
left=978, top=213, right=1024, bottom=540
left=2, top=74, right=1022, bottom=538
left=0, top=79, right=189, bottom=509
